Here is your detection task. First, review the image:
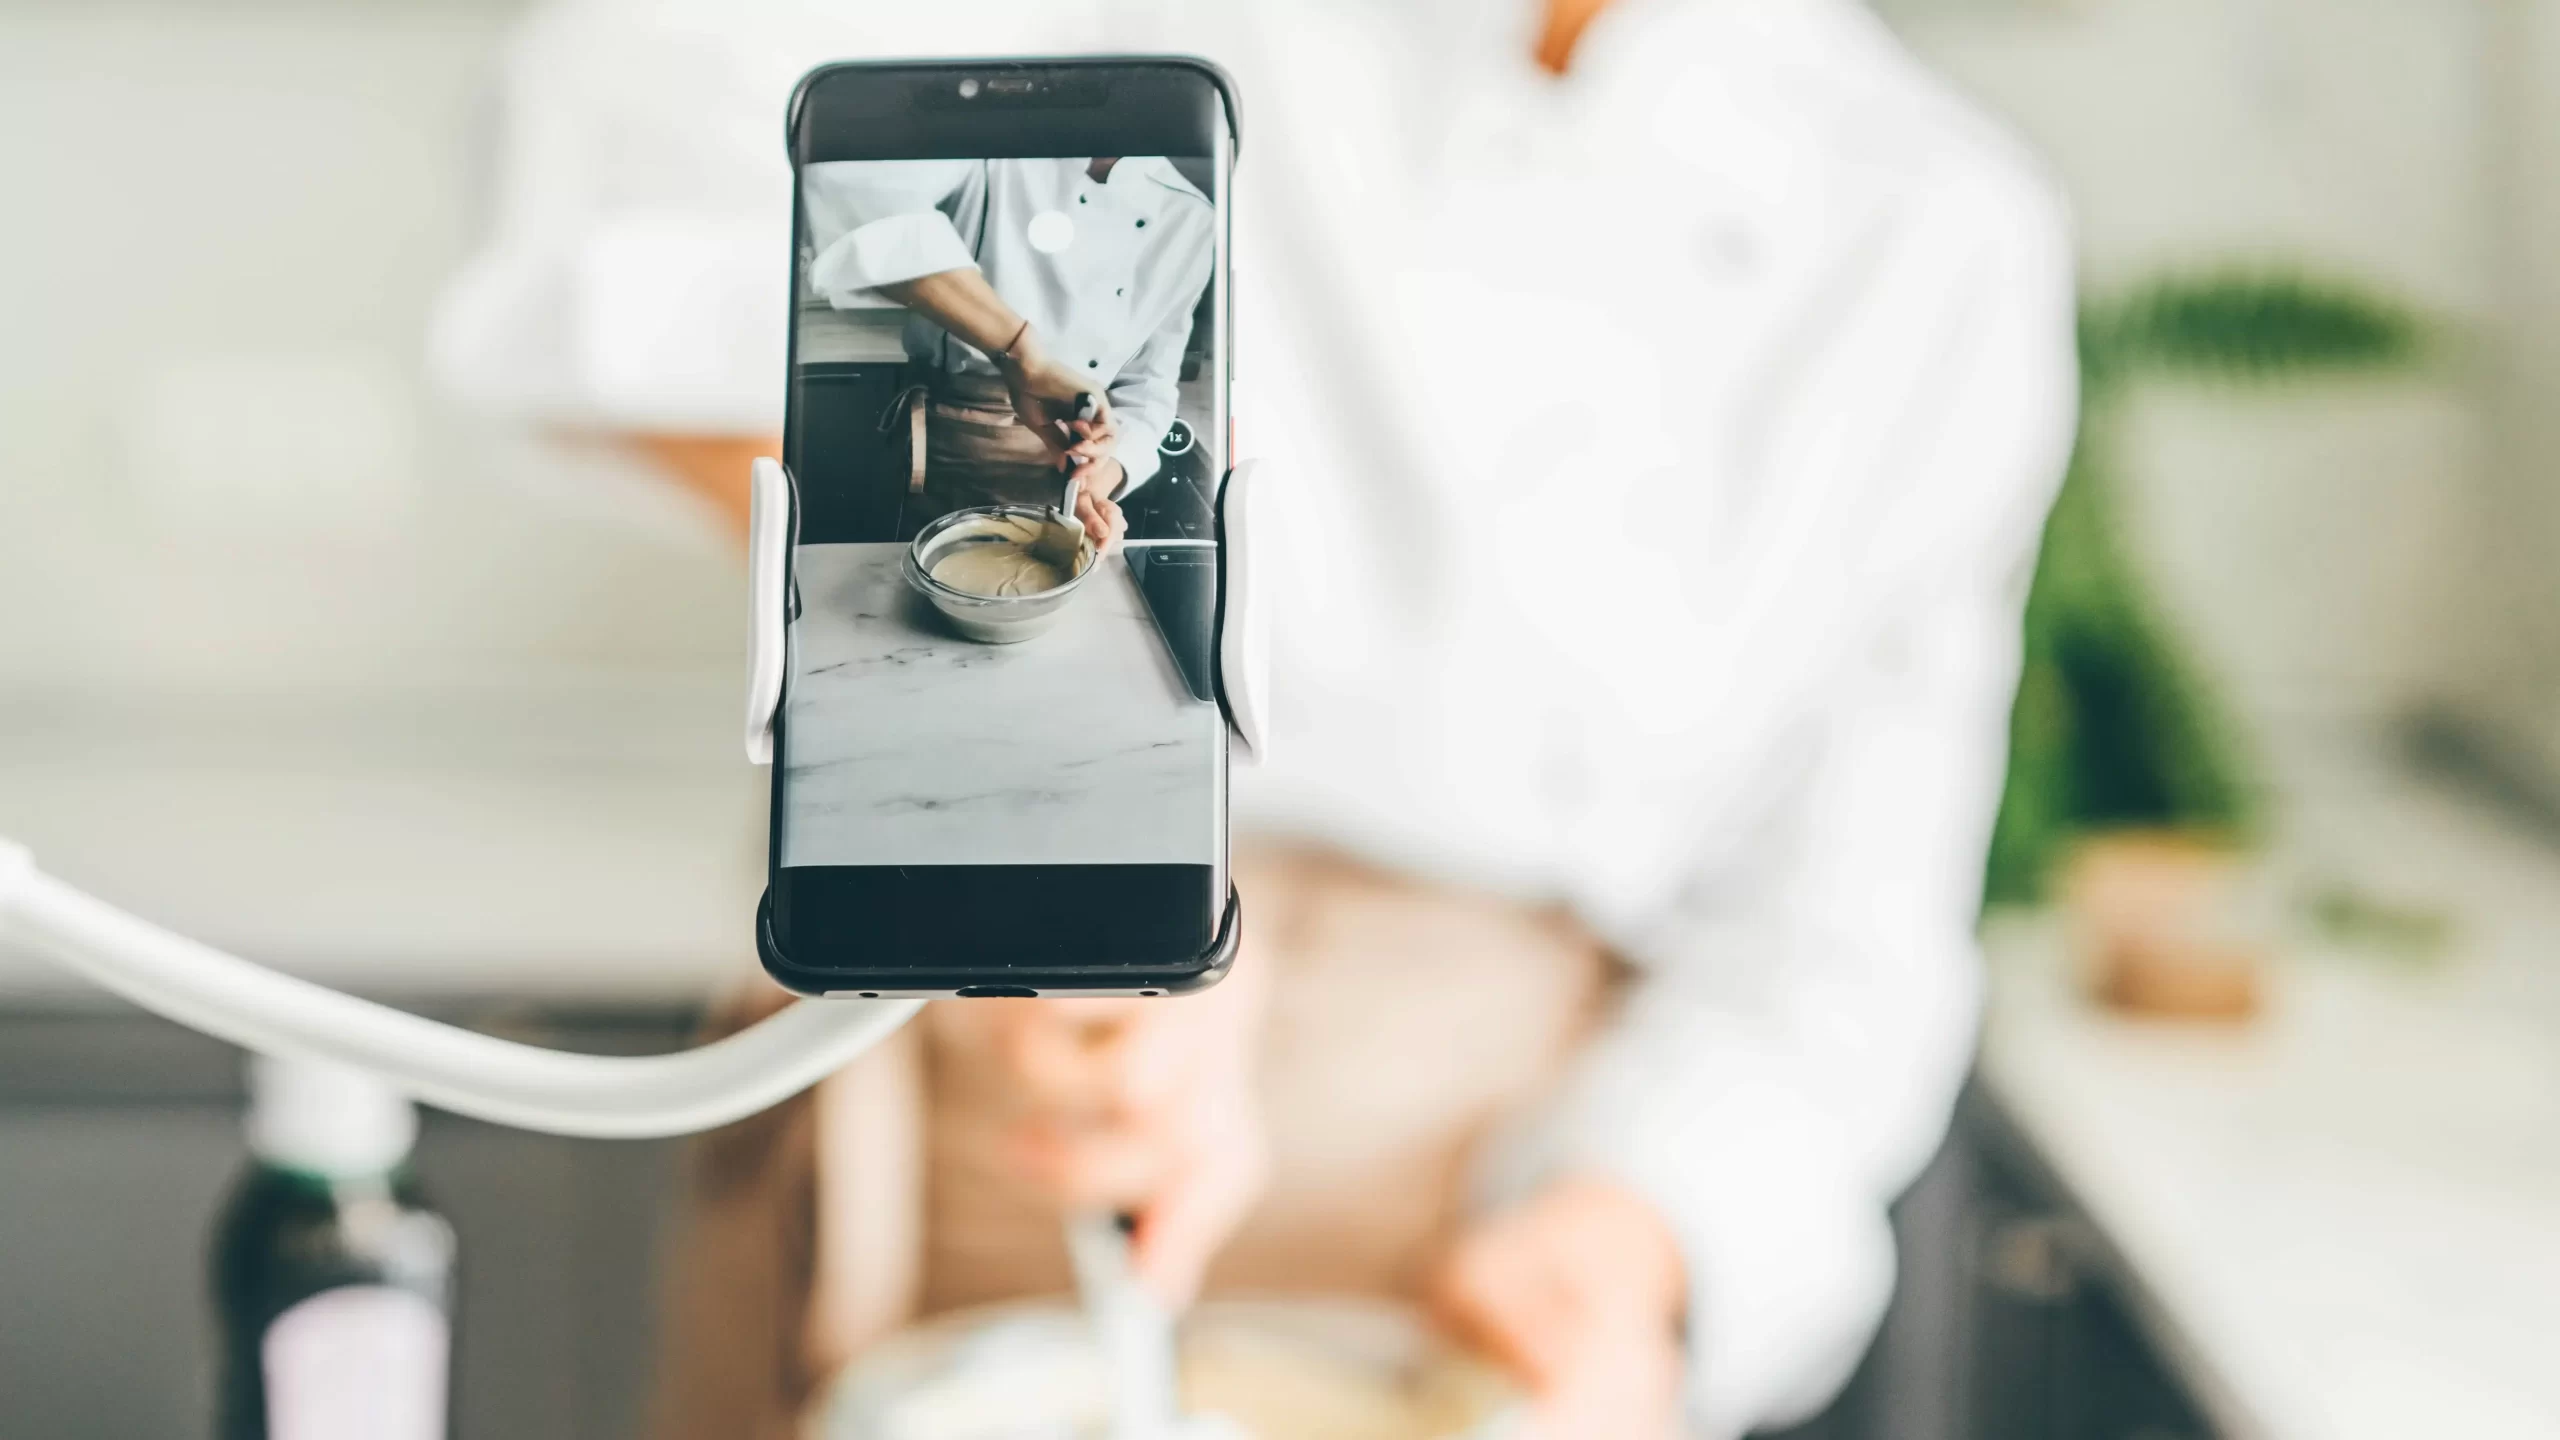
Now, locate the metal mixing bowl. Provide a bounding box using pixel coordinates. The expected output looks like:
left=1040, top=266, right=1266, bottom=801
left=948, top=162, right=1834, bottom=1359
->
left=903, top=505, right=1097, bottom=644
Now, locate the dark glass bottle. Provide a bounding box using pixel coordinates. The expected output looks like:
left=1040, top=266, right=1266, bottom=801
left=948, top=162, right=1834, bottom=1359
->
left=210, top=1057, right=458, bottom=1440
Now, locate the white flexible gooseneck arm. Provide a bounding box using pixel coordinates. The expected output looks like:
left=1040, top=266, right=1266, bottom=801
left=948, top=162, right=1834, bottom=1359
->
left=0, top=456, right=1265, bottom=1142
left=0, top=455, right=915, bottom=1140
left=0, top=837, right=921, bottom=1139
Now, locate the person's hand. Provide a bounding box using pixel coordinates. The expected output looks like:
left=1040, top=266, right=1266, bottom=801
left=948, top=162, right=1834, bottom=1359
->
left=927, top=962, right=1270, bottom=1305
left=993, top=325, right=1112, bottom=459
left=1059, top=404, right=1121, bottom=471
left=1057, top=402, right=1126, bottom=551
left=1430, top=1177, right=1688, bottom=1440
left=1069, top=457, right=1129, bottom=553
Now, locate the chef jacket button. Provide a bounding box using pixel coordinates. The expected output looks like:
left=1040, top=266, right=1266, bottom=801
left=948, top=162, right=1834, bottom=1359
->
left=1116, top=288, right=1125, bottom=296
left=1088, top=359, right=1100, bottom=368
left=1135, top=218, right=1147, bottom=229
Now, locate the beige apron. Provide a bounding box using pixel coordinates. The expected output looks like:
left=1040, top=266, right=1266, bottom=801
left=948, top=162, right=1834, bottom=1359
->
left=891, top=368, right=1080, bottom=534
left=649, top=850, right=1614, bottom=1438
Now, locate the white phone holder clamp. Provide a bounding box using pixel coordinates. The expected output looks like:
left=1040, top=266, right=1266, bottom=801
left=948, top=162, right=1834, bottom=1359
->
left=745, top=456, right=1272, bottom=765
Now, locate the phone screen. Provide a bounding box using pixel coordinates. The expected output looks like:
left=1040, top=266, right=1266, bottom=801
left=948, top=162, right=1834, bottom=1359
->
left=768, top=62, right=1232, bottom=989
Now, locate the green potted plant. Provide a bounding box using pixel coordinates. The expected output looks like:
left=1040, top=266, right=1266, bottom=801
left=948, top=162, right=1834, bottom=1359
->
left=1985, top=266, right=2428, bottom=1015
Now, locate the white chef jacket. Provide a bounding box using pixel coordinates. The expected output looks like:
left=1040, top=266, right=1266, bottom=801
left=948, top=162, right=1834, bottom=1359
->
left=801, top=156, right=1215, bottom=489
left=429, top=2, right=2077, bottom=1434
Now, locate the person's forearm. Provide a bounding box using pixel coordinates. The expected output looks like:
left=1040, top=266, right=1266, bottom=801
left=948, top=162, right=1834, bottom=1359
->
left=876, top=269, right=1027, bottom=361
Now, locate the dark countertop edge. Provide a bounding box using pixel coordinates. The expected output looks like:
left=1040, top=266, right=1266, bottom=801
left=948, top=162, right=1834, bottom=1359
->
left=1969, top=1077, right=2274, bottom=1440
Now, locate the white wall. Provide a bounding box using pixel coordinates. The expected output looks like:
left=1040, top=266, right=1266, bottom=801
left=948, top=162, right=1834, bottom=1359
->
left=0, top=1, right=743, bottom=713
left=2465, top=0, right=2560, bottom=780
left=1887, top=0, right=2504, bottom=740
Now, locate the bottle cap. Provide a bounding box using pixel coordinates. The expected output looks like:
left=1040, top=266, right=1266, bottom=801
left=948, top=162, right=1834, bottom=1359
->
left=243, top=1053, right=419, bottom=1178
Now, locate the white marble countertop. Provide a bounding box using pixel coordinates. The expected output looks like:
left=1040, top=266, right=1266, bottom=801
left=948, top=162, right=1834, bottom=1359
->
left=781, top=543, right=1223, bottom=868
left=0, top=684, right=762, bottom=1003
left=1981, top=750, right=2560, bottom=1440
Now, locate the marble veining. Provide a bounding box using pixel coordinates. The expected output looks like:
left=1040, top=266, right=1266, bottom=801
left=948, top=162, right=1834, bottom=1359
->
left=780, top=543, right=1223, bottom=867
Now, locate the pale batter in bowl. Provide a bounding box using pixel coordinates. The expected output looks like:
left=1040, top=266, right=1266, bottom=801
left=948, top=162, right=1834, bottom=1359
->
left=902, top=506, right=1098, bottom=644
left=926, top=513, right=1088, bottom=598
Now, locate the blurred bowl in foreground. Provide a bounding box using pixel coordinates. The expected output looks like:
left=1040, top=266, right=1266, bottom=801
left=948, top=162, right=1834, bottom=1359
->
left=815, top=1296, right=1524, bottom=1440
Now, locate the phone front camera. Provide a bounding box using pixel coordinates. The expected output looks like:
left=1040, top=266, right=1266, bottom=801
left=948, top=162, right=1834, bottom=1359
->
left=957, top=78, right=981, bottom=99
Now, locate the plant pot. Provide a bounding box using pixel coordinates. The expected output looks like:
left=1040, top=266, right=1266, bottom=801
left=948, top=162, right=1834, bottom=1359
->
left=2062, top=829, right=2267, bottom=1022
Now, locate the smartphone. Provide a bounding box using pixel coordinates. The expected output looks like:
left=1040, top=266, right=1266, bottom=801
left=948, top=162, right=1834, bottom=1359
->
left=758, top=57, right=1241, bottom=997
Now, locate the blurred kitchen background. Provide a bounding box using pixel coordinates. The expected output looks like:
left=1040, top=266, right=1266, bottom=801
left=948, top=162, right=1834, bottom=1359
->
left=4, top=1, right=2559, bottom=1437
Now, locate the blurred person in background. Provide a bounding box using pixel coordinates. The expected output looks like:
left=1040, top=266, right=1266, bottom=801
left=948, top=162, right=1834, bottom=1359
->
left=433, top=1, right=2076, bottom=1436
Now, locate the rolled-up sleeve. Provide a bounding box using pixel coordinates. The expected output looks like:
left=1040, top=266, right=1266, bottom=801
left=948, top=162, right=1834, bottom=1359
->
left=802, top=160, right=981, bottom=304
left=1480, top=167, right=2078, bottom=1438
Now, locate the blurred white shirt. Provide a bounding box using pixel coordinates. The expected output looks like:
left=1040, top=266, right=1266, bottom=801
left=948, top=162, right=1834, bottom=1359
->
left=801, top=156, right=1214, bottom=487
left=431, top=2, right=2077, bottom=1434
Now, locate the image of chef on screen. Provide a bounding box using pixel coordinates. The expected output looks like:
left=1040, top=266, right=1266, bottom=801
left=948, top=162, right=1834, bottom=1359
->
left=802, top=157, right=1214, bottom=552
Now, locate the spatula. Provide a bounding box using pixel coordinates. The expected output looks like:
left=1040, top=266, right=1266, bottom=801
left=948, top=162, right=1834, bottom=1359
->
left=1033, top=458, right=1088, bottom=576
left=1034, top=391, right=1104, bottom=575
left=1065, top=1210, right=1181, bottom=1440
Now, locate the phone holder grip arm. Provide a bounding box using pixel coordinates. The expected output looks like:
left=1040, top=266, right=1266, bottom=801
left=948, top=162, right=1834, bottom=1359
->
left=746, top=456, right=794, bottom=765
left=1216, top=459, right=1271, bottom=759
left=0, top=838, right=921, bottom=1139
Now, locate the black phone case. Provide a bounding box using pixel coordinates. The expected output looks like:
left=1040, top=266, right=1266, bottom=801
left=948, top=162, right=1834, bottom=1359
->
left=760, top=56, right=1242, bottom=998
left=755, top=884, right=1242, bottom=998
